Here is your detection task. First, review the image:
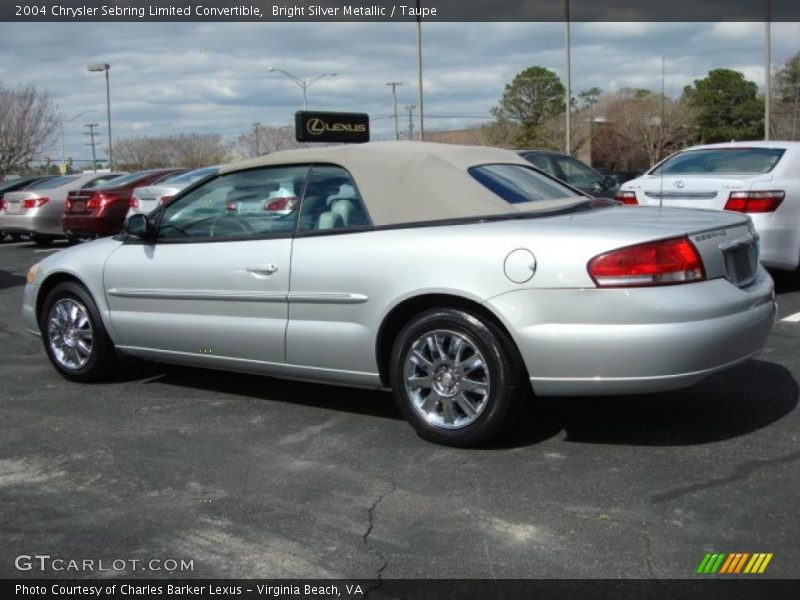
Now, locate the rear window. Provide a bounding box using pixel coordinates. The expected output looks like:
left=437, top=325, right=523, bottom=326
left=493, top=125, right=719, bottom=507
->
left=25, top=176, right=79, bottom=190
left=651, top=148, right=785, bottom=175
left=469, top=164, right=582, bottom=204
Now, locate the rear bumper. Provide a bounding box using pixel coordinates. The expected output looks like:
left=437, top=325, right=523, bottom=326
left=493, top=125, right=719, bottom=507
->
left=0, top=213, right=63, bottom=236
left=62, top=214, right=122, bottom=238
left=749, top=213, right=800, bottom=271
left=485, top=268, right=776, bottom=396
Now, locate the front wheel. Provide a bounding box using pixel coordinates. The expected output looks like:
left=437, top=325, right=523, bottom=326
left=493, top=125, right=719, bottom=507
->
left=389, top=308, right=525, bottom=446
left=40, top=281, right=120, bottom=382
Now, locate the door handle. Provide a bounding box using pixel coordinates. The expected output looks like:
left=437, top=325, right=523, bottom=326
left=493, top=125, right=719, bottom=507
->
left=247, top=264, right=279, bottom=275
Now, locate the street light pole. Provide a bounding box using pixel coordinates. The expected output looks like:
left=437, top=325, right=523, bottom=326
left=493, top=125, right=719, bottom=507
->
left=88, top=63, right=113, bottom=169
left=415, top=0, right=425, bottom=141
left=564, top=0, right=572, bottom=155
left=765, top=0, right=771, bottom=141
left=268, top=68, right=338, bottom=111
left=386, top=82, right=402, bottom=140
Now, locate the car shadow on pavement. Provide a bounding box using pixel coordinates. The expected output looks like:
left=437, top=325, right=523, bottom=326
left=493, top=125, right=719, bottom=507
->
left=0, top=271, right=26, bottom=289
left=495, top=359, right=797, bottom=449
left=132, top=362, right=402, bottom=421
left=128, top=357, right=798, bottom=450
left=770, top=269, right=800, bottom=295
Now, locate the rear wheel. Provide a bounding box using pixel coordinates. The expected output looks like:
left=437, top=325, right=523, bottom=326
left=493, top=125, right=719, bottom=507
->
left=40, top=281, right=120, bottom=382
left=389, top=308, right=525, bottom=446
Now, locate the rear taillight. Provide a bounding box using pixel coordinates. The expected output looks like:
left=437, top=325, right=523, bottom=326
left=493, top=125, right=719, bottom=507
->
left=588, top=237, right=705, bottom=287
left=87, top=193, right=109, bottom=210
left=265, top=196, right=298, bottom=211
left=724, top=191, right=784, bottom=213
left=615, top=190, right=638, bottom=205
left=129, top=195, right=140, bottom=209
left=0, top=198, right=6, bottom=211
left=22, top=197, right=49, bottom=209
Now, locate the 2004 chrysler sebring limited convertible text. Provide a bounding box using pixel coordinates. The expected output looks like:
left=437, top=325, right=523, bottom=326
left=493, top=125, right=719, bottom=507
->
left=21, top=143, right=777, bottom=445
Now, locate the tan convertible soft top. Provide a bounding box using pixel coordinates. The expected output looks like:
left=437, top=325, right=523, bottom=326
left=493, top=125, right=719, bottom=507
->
left=220, top=141, right=583, bottom=226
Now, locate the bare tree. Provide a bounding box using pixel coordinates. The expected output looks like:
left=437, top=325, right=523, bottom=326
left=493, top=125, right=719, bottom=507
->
left=0, top=83, right=60, bottom=178
left=597, top=90, right=698, bottom=168
left=115, top=133, right=233, bottom=170
left=235, top=124, right=302, bottom=159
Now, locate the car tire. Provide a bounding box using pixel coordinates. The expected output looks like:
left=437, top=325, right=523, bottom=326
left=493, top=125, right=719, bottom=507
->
left=66, top=235, right=81, bottom=246
left=389, top=307, right=526, bottom=447
left=39, top=281, right=120, bottom=382
left=31, top=234, right=53, bottom=247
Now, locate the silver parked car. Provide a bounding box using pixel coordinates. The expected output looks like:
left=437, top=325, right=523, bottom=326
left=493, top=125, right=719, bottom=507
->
left=126, top=166, right=219, bottom=220
left=0, top=172, right=122, bottom=246
left=22, top=143, right=776, bottom=445
left=617, top=142, right=800, bottom=271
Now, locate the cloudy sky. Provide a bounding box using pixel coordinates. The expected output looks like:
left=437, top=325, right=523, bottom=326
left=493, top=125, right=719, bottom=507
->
left=0, top=21, right=798, bottom=163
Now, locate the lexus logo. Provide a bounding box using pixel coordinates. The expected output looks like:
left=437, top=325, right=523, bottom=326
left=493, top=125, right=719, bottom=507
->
left=306, top=118, right=367, bottom=136
left=674, top=180, right=685, bottom=189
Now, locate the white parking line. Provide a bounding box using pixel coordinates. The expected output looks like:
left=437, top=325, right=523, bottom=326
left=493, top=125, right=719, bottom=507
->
left=33, top=248, right=61, bottom=254
left=0, top=241, right=31, bottom=248
left=782, top=312, right=800, bottom=323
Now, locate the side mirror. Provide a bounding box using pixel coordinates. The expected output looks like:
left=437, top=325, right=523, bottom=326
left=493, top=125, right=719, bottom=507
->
left=125, top=214, right=153, bottom=240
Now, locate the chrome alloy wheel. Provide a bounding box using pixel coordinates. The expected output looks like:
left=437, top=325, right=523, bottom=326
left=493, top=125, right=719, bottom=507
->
left=47, top=298, right=94, bottom=370
left=403, top=329, right=491, bottom=429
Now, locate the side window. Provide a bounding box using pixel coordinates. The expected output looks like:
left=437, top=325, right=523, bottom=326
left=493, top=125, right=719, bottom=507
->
left=297, top=165, right=371, bottom=232
left=553, top=156, right=602, bottom=188
left=524, top=154, right=558, bottom=177
left=157, top=166, right=309, bottom=241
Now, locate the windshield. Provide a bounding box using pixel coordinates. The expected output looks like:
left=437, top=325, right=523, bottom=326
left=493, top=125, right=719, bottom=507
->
left=651, top=148, right=785, bottom=176
left=160, top=167, right=217, bottom=185
left=469, top=164, right=583, bottom=204
left=25, top=175, right=79, bottom=190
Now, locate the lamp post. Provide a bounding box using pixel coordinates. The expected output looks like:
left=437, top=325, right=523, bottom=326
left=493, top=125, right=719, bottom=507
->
left=87, top=63, right=113, bottom=169
left=268, top=68, right=338, bottom=110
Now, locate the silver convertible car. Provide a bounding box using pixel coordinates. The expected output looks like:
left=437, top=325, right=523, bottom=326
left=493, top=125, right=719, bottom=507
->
left=22, top=143, right=776, bottom=445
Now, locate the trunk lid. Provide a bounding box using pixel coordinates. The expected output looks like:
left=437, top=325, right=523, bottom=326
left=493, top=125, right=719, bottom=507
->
left=539, top=206, right=759, bottom=286
left=626, top=174, right=772, bottom=210
left=131, top=185, right=182, bottom=213
left=2, top=191, right=40, bottom=215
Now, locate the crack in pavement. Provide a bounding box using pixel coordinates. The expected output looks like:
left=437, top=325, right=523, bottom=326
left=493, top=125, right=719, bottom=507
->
left=651, top=450, right=800, bottom=503
left=640, top=519, right=656, bottom=578
left=362, top=477, right=397, bottom=599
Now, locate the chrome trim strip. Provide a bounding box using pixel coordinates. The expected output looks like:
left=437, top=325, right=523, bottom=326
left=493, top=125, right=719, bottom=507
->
left=107, top=288, right=286, bottom=302
left=287, top=292, right=368, bottom=304
left=107, top=289, right=368, bottom=304
left=644, top=191, right=718, bottom=199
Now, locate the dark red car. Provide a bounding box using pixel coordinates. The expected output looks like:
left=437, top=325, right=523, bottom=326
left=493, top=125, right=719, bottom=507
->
left=63, top=169, right=185, bottom=242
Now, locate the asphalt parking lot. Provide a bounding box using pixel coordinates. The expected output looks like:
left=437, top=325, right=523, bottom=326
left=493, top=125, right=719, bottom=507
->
left=1, top=237, right=799, bottom=580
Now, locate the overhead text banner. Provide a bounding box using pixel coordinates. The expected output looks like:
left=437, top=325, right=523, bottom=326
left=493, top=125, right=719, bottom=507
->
left=3, top=0, right=800, bottom=22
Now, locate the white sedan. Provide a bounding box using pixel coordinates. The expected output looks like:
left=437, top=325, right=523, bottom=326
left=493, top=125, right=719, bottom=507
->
left=617, top=141, right=800, bottom=271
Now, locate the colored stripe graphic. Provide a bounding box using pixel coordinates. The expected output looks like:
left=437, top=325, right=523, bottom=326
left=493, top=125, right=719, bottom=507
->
left=699, top=552, right=773, bottom=574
